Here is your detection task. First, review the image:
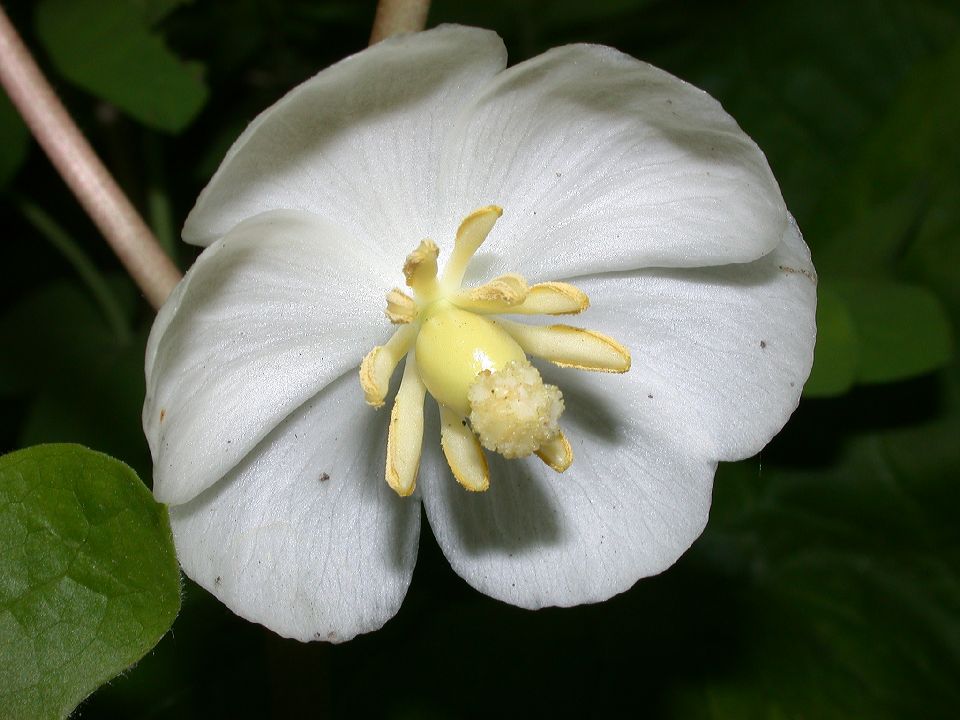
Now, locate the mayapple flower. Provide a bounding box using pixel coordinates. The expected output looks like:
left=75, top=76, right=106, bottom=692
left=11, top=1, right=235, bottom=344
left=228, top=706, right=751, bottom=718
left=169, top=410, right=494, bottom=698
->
left=143, top=26, right=816, bottom=642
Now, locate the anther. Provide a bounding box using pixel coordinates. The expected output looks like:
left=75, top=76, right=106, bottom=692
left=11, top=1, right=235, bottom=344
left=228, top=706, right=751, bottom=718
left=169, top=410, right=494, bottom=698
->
left=441, top=205, right=502, bottom=289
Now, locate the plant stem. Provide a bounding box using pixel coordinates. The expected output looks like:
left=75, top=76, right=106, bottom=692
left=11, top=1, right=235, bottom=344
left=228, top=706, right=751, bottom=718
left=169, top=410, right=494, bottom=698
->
left=19, top=200, right=132, bottom=345
left=0, top=5, right=181, bottom=310
left=369, top=0, right=431, bottom=45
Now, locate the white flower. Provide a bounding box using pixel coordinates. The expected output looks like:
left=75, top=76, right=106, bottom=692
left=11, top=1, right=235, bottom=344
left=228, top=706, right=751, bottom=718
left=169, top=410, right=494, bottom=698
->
left=143, top=25, right=816, bottom=643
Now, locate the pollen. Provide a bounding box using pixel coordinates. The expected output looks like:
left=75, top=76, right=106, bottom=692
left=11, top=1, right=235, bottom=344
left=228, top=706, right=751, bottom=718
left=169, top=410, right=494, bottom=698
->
left=359, top=205, right=630, bottom=496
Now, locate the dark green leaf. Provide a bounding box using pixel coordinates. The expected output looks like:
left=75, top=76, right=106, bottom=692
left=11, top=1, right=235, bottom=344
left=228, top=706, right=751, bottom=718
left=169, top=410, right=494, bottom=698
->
left=129, top=0, right=191, bottom=25
left=35, top=0, right=208, bottom=133
left=0, top=279, right=135, bottom=396
left=811, top=38, right=960, bottom=275
left=805, top=285, right=859, bottom=397
left=0, top=444, right=180, bottom=719
left=0, top=93, right=29, bottom=188
left=680, top=399, right=960, bottom=718
left=0, top=279, right=151, bottom=476
left=806, top=278, right=952, bottom=396
left=901, top=178, right=960, bottom=320
left=833, top=278, right=953, bottom=384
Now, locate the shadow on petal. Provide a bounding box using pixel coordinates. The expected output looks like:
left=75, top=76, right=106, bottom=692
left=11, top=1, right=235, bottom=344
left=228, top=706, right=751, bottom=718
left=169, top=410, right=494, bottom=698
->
left=427, top=433, right=566, bottom=556
left=539, top=363, right=626, bottom=446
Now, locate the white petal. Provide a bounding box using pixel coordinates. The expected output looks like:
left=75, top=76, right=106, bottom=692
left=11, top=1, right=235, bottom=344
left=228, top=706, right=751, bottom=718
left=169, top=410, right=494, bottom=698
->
left=169, top=374, right=420, bottom=642
left=420, top=222, right=813, bottom=608
left=183, top=26, right=507, bottom=256
left=439, top=43, right=788, bottom=281
left=568, top=217, right=816, bottom=462
left=144, top=210, right=391, bottom=505
left=420, top=390, right=714, bottom=608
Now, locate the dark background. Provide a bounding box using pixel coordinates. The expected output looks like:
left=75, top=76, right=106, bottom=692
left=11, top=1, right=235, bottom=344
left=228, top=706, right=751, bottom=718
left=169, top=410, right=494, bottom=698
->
left=1, top=0, right=958, bottom=717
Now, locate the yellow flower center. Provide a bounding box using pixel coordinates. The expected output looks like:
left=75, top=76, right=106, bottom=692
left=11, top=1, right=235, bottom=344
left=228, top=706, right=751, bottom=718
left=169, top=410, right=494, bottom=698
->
left=359, top=206, right=630, bottom=497
left=416, top=302, right=526, bottom=416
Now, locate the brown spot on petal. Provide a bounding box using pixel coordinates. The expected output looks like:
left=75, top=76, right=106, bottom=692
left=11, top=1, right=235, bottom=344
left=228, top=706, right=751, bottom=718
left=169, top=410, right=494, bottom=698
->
left=778, top=264, right=817, bottom=284
left=159, top=409, right=166, bottom=422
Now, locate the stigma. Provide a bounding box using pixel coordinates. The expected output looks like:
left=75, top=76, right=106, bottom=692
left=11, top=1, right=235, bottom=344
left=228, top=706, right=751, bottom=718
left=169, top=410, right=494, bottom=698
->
left=359, top=206, right=630, bottom=497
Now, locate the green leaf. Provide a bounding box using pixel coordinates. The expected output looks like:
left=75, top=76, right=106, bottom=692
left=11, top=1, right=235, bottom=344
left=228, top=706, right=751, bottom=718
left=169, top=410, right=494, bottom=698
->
left=810, top=37, right=960, bottom=276
left=0, top=444, right=180, bottom=719
left=35, top=0, right=208, bottom=133
left=0, top=93, right=29, bottom=188
left=678, top=407, right=960, bottom=718
left=806, top=278, right=953, bottom=396
left=805, top=285, right=859, bottom=397
left=128, top=0, right=191, bottom=25
left=0, top=279, right=135, bottom=396
left=833, top=278, right=953, bottom=384
left=901, top=178, right=960, bottom=321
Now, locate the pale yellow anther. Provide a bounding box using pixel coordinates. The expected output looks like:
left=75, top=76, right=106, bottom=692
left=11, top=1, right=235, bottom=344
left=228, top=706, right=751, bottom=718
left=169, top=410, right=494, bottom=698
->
left=403, top=239, right=440, bottom=300
left=451, top=273, right=530, bottom=313
left=441, top=205, right=503, bottom=289
left=456, top=280, right=590, bottom=316
left=535, top=431, right=573, bottom=473
left=385, top=354, right=426, bottom=496
left=439, top=405, right=489, bottom=492
left=359, top=324, right=417, bottom=408
left=385, top=288, right=416, bottom=324
left=513, top=282, right=590, bottom=316
left=493, top=319, right=631, bottom=373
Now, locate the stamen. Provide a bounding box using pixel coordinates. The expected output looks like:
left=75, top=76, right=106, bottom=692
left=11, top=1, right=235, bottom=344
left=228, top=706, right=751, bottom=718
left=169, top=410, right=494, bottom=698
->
left=513, top=282, right=590, bottom=315
left=441, top=205, right=503, bottom=289
left=362, top=204, right=632, bottom=490
left=450, top=273, right=529, bottom=313
left=385, top=353, right=426, bottom=496
left=493, top=319, right=631, bottom=373
left=439, top=405, right=489, bottom=492
left=453, top=280, right=589, bottom=316
left=359, top=324, right=417, bottom=407
left=385, top=288, right=416, bottom=324
left=403, top=239, right=441, bottom=300
left=535, top=431, right=573, bottom=473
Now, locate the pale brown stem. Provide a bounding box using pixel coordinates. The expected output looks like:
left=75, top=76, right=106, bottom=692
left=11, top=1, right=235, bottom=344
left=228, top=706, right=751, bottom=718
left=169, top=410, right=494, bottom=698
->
left=369, top=0, right=430, bottom=45
left=0, top=5, right=181, bottom=309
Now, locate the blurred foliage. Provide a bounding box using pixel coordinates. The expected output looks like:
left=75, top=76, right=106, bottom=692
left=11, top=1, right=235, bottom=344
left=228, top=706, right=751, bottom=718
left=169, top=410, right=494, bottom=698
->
left=0, top=445, right=180, bottom=719
left=807, top=279, right=953, bottom=395
left=35, top=0, right=207, bottom=133
left=0, top=93, right=29, bottom=188
left=0, top=0, right=958, bottom=717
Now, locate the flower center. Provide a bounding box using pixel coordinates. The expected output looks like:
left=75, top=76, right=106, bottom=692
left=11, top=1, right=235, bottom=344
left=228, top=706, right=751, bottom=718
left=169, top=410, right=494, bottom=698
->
left=359, top=206, right=630, bottom=497
left=416, top=301, right=527, bottom=416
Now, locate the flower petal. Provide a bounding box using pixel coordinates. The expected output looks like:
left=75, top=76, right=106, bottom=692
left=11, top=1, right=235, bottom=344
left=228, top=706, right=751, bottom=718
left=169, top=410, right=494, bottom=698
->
left=144, top=210, right=390, bottom=505
left=183, top=26, right=507, bottom=254
left=439, top=43, right=788, bottom=280
left=169, top=374, right=420, bottom=642
left=421, top=222, right=813, bottom=608
left=419, top=390, right=714, bottom=608
left=566, top=217, right=816, bottom=462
